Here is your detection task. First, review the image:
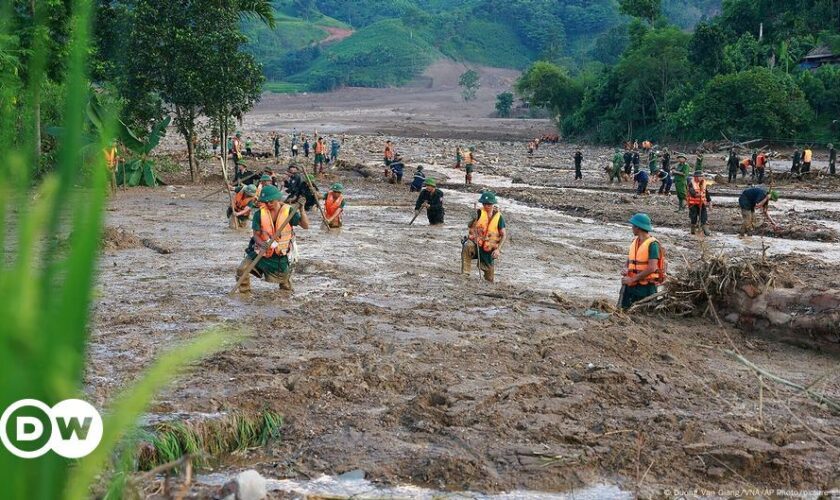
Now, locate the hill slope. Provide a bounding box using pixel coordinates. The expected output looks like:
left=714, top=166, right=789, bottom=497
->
left=248, top=0, right=721, bottom=92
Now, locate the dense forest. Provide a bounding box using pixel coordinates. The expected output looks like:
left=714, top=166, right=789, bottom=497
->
left=248, top=0, right=722, bottom=90
left=514, top=0, right=840, bottom=142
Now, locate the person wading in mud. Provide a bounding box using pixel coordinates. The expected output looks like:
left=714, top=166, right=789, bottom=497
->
left=227, top=184, right=258, bottom=228
left=687, top=159, right=712, bottom=236
left=621, top=213, right=665, bottom=309
left=324, top=183, right=345, bottom=229
left=410, top=166, right=425, bottom=192
left=829, top=143, right=836, bottom=175
left=464, top=146, right=476, bottom=185
left=672, top=154, right=690, bottom=211
left=462, top=191, right=506, bottom=283
left=609, top=148, right=623, bottom=183
left=235, top=185, right=310, bottom=292
left=573, top=150, right=583, bottom=180
left=739, top=187, right=779, bottom=236
left=414, top=178, right=444, bottom=225
left=384, top=140, right=395, bottom=166
left=313, top=137, right=326, bottom=174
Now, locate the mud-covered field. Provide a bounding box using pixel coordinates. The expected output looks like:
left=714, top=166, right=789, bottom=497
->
left=91, top=113, right=840, bottom=497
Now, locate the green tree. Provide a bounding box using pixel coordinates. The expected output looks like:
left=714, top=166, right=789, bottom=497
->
left=688, top=21, right=726, bottom=76
left=495, top=91, right=514, bottom=117
left=126, top=0, right=265, bottom=180
left=619, top=0, right=662, bottom=25
left=459, top=68, right=480, bottom=101
left=515, top=61, right=582, bottom=119
left=690, top=67, right=812, bottom=138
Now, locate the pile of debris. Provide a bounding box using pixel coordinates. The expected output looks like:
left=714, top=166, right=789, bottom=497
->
left=634, top=251, right=839, bottom=340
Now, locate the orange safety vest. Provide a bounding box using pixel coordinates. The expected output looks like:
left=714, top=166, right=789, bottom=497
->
left=257, top=204, right=293, bottom=257
left=463, top=151, right=473, bottom=164
left=469, top=209, right=502, bottom=252
left=104, top=147, right=117, bottom=169
left=234, top=190, right=254, bottom=212
left=384, top=146, right=393, bottom=160
left=756, top=154, right=766, bottom=167
left=642, top=140, right=652, bottom=149
left=804, top=149, right=812, bottom=162
left=626, top=236, right=665, bottom=285
left=315, top=141, right=325, bottom=154
left=687, top=178, right=707, bottom=206
left=324, top=192, right=343, bottom=220
left=740, top=158, right=751, bottom=168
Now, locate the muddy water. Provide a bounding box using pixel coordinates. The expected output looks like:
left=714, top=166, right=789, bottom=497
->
left=197, top=472, right=630, bottom=499
left=91, top=139, right=840, bottom=497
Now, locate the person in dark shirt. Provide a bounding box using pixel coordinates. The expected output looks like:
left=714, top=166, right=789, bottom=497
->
left=727, top=149, right=739, bottom=183
left=632, top=150, right=641, bottom=173
left=661, top=149, right=671, bottom=173
left=791, top=147, right=801, bottom=175
left=234, top=163, right=256, bottom=185
left=389, top=155, right=405, bottom=183
left=283, top=165, right=304, bottom=200
left=410, top=166, right=425, bottom=192
left=739, top=187, right=779, bottom=236
left=300, top=174, right=319, bottom=212
left=657, top=169, right=672, bottom=195
left=623, top=149, right=633, bottom=175
left=829, top=143, right=836, bottom=175
left=633, top=169, right=649, bottom=195
left=414, top=178, right=444, bottom=225
left=573, top=151, right=583, bottom=180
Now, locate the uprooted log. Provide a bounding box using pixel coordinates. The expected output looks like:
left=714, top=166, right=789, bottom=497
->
left=632, top=252, right=839, bottom=340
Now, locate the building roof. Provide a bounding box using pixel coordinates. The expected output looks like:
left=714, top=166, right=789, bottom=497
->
left=803, top=45, right=836, bottom=60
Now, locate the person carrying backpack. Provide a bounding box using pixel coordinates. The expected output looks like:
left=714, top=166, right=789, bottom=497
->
left=620, top=213, right=666, bottom=309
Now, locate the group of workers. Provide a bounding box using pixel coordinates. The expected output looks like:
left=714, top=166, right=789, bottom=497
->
left=225, top=133, right=795, bottom=298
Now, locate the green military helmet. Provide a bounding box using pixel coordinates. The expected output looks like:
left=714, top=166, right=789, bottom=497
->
left=469, top=146, right=476, bottom=152
left=677, top=154, right=687, bottom=161
left=629, top=213, right=653, bottom=232
left=330, top=182, right=344, bottom=192
left=235, top=131, right=242, bottom=137
left=243, top=184, right=257, bottom=196
left=479, top=191, right=498, bottom=205
left=260, top=174, right=272, bottom=182
left=259, top=185, right=282, bottom=203
left=694, top=166, right=703, bottom=176
left=424, top=177, right=436, bottom=187
left=769, top=190, right=779, bottom=201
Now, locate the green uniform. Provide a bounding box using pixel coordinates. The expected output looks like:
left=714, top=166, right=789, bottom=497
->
left=246, top=209, right=302, bottom=276
left=673, top=162, right=690, bottom=195
left=611, top=153, right=623, bottom=182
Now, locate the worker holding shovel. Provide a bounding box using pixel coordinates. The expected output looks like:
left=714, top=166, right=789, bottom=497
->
left=413, top=178, right=444, bottom=225
left=234, top=185, right=309, bottom=293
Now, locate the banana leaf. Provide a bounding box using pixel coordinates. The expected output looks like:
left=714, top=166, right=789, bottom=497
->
left=142, top=161, right=156, bottom=187
left=142, top=116, right=171, bottom=155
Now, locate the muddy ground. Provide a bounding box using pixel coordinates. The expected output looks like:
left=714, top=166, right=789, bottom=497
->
left=91, top=83, right=840, bottom=497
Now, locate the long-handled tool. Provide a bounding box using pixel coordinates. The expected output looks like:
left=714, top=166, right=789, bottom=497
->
left=200, top=171, right=259, bottom=201
left=229, top=206, right=299, bottom=295
left=616, top=284, right=626, bottom=309
left=219, top=156, right=239, bottom=229
left=297, top=162, right=333, bottom=231
left=409, top=204, right=427, bottom=225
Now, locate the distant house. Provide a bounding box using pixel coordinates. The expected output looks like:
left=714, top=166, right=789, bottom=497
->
left=799, top=45, right=840, bottom=70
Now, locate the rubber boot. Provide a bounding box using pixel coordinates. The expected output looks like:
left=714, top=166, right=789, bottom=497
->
left=702, top=225, right=711, bottom=237
left=235, top=258, right=252, bottom=293
left=278, top=273, right=293, bottom=291
left=461, top=240, right=473, bottom=274
left=482, top=265, right=495, bottom=283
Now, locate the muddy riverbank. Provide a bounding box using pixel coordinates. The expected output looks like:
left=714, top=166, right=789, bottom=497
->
left=89, top=130, right=840, bottom=498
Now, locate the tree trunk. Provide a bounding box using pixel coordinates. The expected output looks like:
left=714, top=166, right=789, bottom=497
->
left=187, top=133, right=195, bottom=182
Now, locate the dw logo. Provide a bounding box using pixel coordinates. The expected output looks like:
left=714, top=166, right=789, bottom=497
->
left=0, top=399, right=103, bottom=459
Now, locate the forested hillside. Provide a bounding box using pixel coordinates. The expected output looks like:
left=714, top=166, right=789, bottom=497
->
left=251, top=0, right=721, bottom=91
left=514, top=0, right=840, bottom=142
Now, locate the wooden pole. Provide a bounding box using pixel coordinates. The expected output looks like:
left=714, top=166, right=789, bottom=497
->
left=297, top=162, right=332, bottom=230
